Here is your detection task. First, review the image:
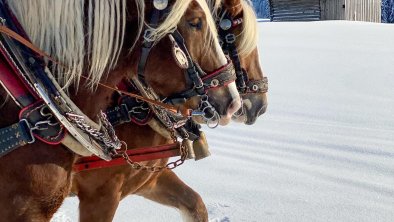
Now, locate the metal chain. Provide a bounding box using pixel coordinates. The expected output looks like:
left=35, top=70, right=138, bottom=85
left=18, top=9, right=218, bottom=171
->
left=116, top=136, right=188, bottom=173
left=116, top=105, right=189, bottom=172
left=99, top=111, right=121, bottom=149
left=66, top=112, right=121, bottom=151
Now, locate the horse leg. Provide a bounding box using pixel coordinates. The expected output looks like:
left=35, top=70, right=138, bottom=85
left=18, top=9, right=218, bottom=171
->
left=138, top=170, right=208, bottom=222
left=77, top=173, right=125, bottom=222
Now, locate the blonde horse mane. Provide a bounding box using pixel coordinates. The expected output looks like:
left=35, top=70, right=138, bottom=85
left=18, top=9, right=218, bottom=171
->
left=148, top=0, right=220, bottom=51
left=209, top=0, right=258, bottom=56
left=7, top=0, right=144, bottom=91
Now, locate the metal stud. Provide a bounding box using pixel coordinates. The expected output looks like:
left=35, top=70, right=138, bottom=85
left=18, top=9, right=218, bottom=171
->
left=211, top=79, right=220, bottom=87
left=252, top=84, right=259, bottom=92
left=219, top=19, right=232, bottom=30
left=153, top=0, right=168, bottom=10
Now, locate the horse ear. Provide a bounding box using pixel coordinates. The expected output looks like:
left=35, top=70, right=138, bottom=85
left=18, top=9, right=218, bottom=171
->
left=223, top=0, right=242, bottom=17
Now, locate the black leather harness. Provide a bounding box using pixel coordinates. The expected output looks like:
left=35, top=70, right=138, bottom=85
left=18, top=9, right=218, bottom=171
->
left=218, top=10, right=268, bottom=94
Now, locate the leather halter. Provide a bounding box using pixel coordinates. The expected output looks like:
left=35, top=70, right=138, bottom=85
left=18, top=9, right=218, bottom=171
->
left=135, top=7, right=236, bottom=127
left=217, top=10, right=268, bottom=94
left=104, top=6, right=231, bottom=149
left=138, top=10, right=236, bottom=107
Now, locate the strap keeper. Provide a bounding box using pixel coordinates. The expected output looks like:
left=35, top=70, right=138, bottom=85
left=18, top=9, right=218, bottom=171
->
left=120, top=103, right=131, bottom=123
left=18, top=119, right=35, bottom=144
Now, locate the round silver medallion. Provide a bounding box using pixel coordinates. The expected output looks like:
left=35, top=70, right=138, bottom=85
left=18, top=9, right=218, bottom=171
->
left=219, top=19, right=232, bottom=30
left=153, top=0, right=168, bottom=10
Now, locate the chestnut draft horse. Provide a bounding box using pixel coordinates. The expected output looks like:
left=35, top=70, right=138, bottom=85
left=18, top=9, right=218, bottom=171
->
left=0, top=0, right=240, bottom=221
left=71, top=0, right=267, bottom=221
left=217, top=0, right=268, bottom=125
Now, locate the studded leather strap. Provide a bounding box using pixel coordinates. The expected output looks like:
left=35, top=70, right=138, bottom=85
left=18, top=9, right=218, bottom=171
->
left=245, top=77, right=268, bottom=94
left=0, top=120, right=34, bottom=157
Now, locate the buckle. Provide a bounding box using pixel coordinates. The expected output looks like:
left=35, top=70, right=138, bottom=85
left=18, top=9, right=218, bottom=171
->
left=225, top=33, right=236, bottom=44
left=120, top=104, right=132, bottom=123
left=18, top=119, right=35, bottom=144
left=143, top=29, right=155, bottom=42
left=0, top=17, right=6, bottom=25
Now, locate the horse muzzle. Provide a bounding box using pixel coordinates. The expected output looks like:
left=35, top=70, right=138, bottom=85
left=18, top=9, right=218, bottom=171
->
left=233, top=92, right=268, bottom=125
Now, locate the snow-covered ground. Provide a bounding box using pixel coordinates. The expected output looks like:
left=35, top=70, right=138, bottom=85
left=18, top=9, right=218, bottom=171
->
left=54, top=21, right=394, bottom=222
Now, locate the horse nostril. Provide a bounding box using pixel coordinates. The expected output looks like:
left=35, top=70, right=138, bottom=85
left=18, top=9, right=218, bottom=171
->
left=257, top=103, right=268, bottom=117
left=226, top=98, right=242, bottom=117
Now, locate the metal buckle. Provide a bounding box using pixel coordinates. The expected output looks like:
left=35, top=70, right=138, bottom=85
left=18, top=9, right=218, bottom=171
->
left=0, top=17, right=6, bottom=25
left=143, top=29, right=155, bottom=42
left=225, top=33, right=236, bottom=44
left=19, top=119, right=35, bottom=144
left=120, top=104, right=131, bottom=123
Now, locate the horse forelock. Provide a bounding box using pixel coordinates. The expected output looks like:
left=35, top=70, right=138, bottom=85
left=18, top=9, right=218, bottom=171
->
left=6, top=0, right=133, bottom=91
left=149, top=0, right=220, bottom=50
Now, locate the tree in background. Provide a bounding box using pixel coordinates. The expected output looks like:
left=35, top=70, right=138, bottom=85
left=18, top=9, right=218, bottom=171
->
left=382, top=0, right=394, bottom=23
left=251, top=0, right=270, bottom=18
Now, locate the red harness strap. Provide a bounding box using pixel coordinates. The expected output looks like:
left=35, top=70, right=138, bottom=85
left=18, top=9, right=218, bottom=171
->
left=74, top=143, right=181, bottom=172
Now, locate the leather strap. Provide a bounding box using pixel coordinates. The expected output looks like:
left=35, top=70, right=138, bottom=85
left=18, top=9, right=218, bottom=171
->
left=163, top=61, right=235, bottom=105
left=0, top=120, right=34, bottom=157
left=106, top=95, right=152, bottom=127
left=74, top=142, right=181, bottom=172
left=245, top=77, right=268, bottom=94
left=218, top=11, right=248, bottom=92
left=19, top=101, right=65, bottom=145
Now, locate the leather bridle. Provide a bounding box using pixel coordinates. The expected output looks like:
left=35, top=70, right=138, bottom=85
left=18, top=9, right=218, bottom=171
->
left=217, top=10, right=268, bottom=95
left=136, top=7, right=236, bottom=125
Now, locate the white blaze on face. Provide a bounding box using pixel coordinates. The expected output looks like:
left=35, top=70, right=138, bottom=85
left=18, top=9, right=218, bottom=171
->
left=213, top=37, right=241, bottom=116
left=228, top=82, right=240, bottom=105
left=214, top=39, right=228, bottom=65
left=243, top=98, right=253, bottom=110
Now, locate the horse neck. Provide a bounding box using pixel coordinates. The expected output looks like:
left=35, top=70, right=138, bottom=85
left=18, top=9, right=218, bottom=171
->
left=69, top=65, right=129, bottom=120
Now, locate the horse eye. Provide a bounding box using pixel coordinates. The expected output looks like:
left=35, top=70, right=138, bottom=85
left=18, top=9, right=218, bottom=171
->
left=188, top=18, right=202, bottom=30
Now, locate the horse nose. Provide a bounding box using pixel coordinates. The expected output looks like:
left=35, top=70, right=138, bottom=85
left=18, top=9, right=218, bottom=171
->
left=257, top=103, right=268, bottom=116
left=226, top=96, right=242, bottom=117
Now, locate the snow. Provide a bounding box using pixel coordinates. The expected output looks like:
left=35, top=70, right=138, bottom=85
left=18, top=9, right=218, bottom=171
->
left=54, top=21, right=394, bottom=222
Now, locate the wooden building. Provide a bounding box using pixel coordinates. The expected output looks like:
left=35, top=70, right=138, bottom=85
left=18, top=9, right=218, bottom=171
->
left=269, top=0, right=321, bottom=21
left=269, top=0, right=382, bottom=23
left=320, top=0, right=381, bottom=23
